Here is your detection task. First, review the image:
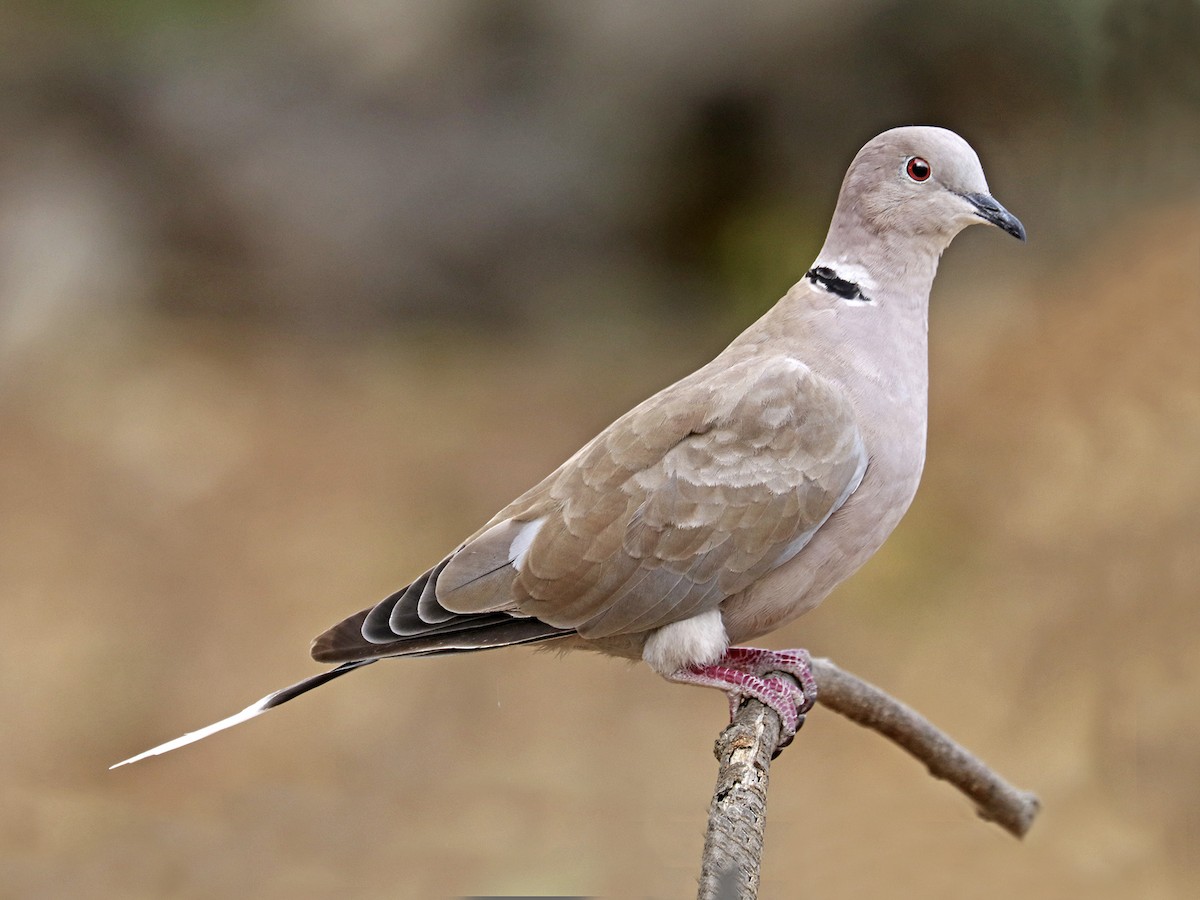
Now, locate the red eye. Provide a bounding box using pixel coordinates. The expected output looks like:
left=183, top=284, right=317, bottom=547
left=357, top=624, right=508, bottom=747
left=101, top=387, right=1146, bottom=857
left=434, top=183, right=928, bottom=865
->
left=906, top=156, right=931, bottom=182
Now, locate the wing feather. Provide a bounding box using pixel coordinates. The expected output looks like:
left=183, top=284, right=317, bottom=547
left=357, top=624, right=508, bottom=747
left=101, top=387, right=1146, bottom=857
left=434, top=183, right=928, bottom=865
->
left=315, top=351, right=866, bottom=662
left=498, top=354, right=866, bottom=638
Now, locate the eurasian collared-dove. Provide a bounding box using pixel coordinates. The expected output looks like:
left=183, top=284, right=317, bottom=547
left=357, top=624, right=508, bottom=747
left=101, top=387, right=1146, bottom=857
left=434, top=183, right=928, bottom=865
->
left=112, top=125, right=1024, bottom=768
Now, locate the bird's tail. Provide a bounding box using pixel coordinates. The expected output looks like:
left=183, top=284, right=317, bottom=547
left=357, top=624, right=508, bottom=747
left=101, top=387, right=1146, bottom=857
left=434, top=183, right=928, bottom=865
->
left=109, top=659, right=376, bottom=769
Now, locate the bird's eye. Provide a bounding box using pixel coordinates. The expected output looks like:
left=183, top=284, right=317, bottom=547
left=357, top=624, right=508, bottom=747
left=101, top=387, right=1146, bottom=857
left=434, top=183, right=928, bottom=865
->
left=905, top=156, right=932, bottom=182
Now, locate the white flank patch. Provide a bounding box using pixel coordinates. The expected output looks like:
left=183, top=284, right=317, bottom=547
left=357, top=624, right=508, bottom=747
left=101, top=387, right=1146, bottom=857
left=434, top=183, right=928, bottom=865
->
left=109, top=695, right=273, bottom=769
left=642, top=608, right=729, bottom=675
left=507, top=517, right=545, bottom=572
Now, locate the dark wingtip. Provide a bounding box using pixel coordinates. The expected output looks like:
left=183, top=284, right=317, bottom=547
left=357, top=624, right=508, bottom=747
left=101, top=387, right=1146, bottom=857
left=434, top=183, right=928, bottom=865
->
left=310, top=608, right=372, bottom=663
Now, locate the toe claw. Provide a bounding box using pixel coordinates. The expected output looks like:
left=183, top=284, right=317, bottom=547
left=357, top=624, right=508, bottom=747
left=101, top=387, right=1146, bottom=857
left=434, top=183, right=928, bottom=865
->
left=667, top=647, right=817, bottom=753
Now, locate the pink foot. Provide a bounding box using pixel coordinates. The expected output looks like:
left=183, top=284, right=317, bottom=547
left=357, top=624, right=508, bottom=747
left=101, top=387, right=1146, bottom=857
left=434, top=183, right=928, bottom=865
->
left=669, top=648, right=817, bottom=750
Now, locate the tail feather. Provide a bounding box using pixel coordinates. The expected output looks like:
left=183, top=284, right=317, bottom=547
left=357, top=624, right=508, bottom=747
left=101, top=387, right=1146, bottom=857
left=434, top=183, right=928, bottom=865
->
left=114, top=567, right=576, bottom=768
left=111, top=618, right=572, bottom=769
left=311, top=606, right=571, bottom=663
left=109, top=660, right=375, bottom=769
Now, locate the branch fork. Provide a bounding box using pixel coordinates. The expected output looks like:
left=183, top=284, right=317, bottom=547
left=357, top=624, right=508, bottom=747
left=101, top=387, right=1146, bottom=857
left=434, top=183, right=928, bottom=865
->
left=697, top=656, right=1040, bottom=900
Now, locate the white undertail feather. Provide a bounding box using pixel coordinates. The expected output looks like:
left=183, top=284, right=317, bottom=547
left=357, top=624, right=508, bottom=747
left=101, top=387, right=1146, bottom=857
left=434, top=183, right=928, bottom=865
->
left=110, top=694, right=275, bottom=769
left=110, top=660, right=374, bottom=768
left=642, top=608, right=729, bottom=676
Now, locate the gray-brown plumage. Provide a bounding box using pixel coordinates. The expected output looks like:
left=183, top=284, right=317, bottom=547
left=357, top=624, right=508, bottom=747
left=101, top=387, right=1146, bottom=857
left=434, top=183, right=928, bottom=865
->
left=317, top=353, right=865, bottom=658
left=113, top=126, right=1024, bottom=768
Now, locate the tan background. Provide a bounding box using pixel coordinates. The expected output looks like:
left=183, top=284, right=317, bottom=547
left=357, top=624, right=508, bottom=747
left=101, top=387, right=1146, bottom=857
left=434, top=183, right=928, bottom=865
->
left=1, top=1, right=1197, bottom=897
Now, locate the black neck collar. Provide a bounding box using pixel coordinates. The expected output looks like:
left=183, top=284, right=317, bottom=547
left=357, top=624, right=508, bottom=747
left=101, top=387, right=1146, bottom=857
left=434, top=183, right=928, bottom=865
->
left=805, top=266, right=870, bottom=302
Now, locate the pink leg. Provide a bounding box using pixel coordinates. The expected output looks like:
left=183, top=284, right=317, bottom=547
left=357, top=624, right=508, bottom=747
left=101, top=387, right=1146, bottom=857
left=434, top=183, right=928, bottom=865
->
left=720, top=648, right=818, bottom=711
left=668, top=648, right=817, bottom=748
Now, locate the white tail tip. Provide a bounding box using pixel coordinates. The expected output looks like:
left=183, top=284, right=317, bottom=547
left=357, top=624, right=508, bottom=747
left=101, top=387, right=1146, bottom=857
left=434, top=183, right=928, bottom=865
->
left=110, top=694, right=273, bottom=769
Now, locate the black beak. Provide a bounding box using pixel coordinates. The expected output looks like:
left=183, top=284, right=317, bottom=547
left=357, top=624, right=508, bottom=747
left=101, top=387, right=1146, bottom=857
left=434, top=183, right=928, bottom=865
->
left=962, top=192, right=1026, bottom=242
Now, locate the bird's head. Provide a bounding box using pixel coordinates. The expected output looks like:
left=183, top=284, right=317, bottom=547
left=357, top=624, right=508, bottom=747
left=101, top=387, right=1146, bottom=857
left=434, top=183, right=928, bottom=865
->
left=837, top=125, right=1025, bottom=248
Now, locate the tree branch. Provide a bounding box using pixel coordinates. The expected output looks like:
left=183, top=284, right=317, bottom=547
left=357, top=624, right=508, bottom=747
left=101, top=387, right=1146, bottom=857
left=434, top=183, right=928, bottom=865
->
left=697, top=684, right=785, bottom=900
left=807, top=657, right=1041, bottom=837
left=697, top=656, right=1040, bottom=900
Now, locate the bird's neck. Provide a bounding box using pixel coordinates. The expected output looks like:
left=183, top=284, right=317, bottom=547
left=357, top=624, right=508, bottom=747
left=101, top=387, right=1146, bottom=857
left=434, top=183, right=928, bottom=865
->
left=731, top=215, right=941, bottom=448
left=812, top=208, right=950, bottom=310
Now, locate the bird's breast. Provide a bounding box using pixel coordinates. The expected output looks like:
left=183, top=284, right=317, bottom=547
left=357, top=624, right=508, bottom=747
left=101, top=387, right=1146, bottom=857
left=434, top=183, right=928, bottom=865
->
left=720, top=386, right=927, bottom=645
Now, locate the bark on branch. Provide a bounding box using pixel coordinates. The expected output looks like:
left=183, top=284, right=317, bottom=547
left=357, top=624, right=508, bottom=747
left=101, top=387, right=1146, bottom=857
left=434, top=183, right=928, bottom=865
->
left=697, top=656, right=1040, bottom=900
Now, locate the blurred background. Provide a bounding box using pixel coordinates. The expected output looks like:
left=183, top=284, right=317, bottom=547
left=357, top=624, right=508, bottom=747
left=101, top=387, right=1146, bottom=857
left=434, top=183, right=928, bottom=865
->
left=2, top=0, right=1197, bottom=897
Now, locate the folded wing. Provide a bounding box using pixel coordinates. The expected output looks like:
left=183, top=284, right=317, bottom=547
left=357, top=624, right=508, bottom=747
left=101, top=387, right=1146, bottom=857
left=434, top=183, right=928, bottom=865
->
left=313, top=354, right=866, bottom=662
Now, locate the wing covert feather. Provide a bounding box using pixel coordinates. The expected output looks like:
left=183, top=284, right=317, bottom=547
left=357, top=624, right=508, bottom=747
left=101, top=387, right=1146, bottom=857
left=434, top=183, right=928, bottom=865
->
left=437, top=354, right=867, bottom=639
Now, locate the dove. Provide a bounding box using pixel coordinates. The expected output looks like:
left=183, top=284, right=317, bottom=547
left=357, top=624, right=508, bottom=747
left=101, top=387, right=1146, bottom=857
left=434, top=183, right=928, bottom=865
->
left=112, top=125, right=1024, bottom=768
